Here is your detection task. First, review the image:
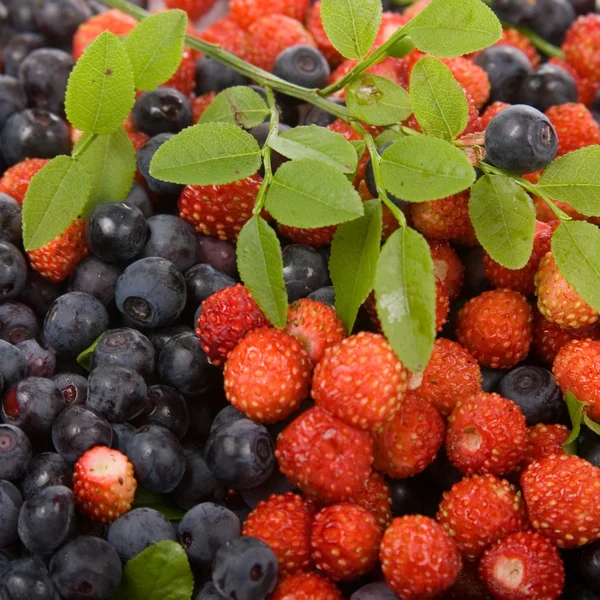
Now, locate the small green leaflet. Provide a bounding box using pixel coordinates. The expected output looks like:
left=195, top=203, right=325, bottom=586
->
left=563, top=391, right=585, bottom=448
left=380, top=136, right=475, bottom=202
left=584, top=413, right=600, bottom=437
left=22, top=156, right=92, bottom=251
left=537, top=146, right=600, bottom=217
left=237, top=217, right=288, bottom=329
left=111, top=541, right=193, bottom=600
left=375, top=129, right=405, bottom=146
left=469, top=174, right=535, bottom=270
left=76, top=335, right=102, bottom=371
left=402, top=0, right=502, bottom=57
left=374, top=227, right=436, bottom=372
left=410, top=57, right=468, bottom=141
left=149, top=123, right=262, bottom=185
left=330, top=199, right=382, bottom=333
left=320, top=0, right=383, bottom=59
left=552, top=221, right=600, bottom=313
left=65, top=31, right=135, bottom=134
left=346, top=74, right=412, bottom=126
left=199, top=86, right=269, bottom=129
left=131, top=490, right=186, bottom=521
left=124, top=10, right=187, bottom=91
left=268, top=125, right=358, bottom=173
left=265, top=159, right=364, bottom=228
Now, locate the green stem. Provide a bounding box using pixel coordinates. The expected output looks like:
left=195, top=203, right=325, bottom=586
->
left=501, top=22, right=565, bottom=59
left=254, top=87, right=279, bottom=215
left=72, top=133, right=97, bottom=159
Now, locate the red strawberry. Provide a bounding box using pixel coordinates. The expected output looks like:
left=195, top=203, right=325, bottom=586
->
left=311, top=503, right=381, bottom=581
left=549, top=57, right=599, bottom=106
left=381, top=515, right=462, bottom=600
left=178, top=175, right=262, bottom=241
left=521, top=454, right=600, bottom=548
left=275, top=406, right=373, bottom=503
left=562, top=14, right=600, bottom=82
left=73, top=10, right=137, bottom=60
left=442, top=56, right=490, bottom=109
left=436, top=280, right=450, bottom=332
left=277, top=223, right=336, bottom=248
left=412, top=338, right=482, bottom=417
left=373, top=12, right=410, bottom=49
left=224, top=327, right=311, bottom=424
left=469, top=28, right=541, bottom=68
left=284, top=299, right=345, bottom=364
left=545, top=102, right=600, bottom=157
left=411, top=191, right=475, bottom=242
left=305, top=1, right=343, bottom=67
left=192, top=92, right=217, bottom=123
left=311, top=332, right=408, bottom=431
left=268, top=572, right=341, bottom=599
left=519, top=423, right=569, bottom=472
left=229, top=0, right=309, bottom=30
left=27, top=218, right=88, bottom=283
left=163, top=49, right=195, bottom=97
left=196, top=284, right=269, bottom=366
left=535, top=252, right=599, bottom=329
left=436, top=474, right=528, bottom=560
left=164, top=0, right=215, bottom=21
left=478, top=530, right=565, bottom=600
left=73, top=446, right=137, bottom=524
left=446, top=392, right=527, bottom=476
left=242, top=492, right=314, bottom=574
left=198, top=17, right=249, bottom=58
left=481, top=101, right=510, bottom=129
left=345, top=470, right=392, bottom=530
left=127, top=130, right=149, bottom=152
left=373, top=391, right=445, bottom=478
left=429, top=240, right=465, bottom=301
left=0, top=158, right=49, bottom=204
left=456, top=289, right=533, bottom=369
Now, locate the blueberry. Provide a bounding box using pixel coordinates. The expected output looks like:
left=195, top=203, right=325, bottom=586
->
left=0, top=424, right=31, bottom=480
left=213, top=536, right=278, bottom=600
left=301, top=97, right=345, bottom=127
left=68, top=256, right=122, bottom=306
left=51, top=405, right=112, bottom=463
left=87, top=202, right=148, bottom=263
left=485, top=104, right=558, bottom=175
left=241, top=469, right=295, bottom=509
left=6, top=0, right=37, bottom=32
left=177, top=502, right=241, bottom=567
left=1, top=33, right=45, bottom=78
left=580, top=540, right=600, bottom=593
left=307, top=285, right=336, bottom=307
left=132, top=87, right=193, bottom=136
left=132, top=384, right=189, bottom=439
left=0, top=302, right=38, bottom=344
left=51, top=373, right=87, bottom=407
left=173, top=451, right=219, bottom=510
left=351, top=582, right=400, bottom=599
left=197, top=234, right=237, bottom=278
left=185, top=263, right=235, bottom=312
left=147, top=324, right=193, bottom=355
left=518, top=63, right=578, bottom=112
left=16, top=339, right=56, bottom=378
left=0, top=241, right=27, bottom=301
left=424, top=448, right=463, bottom=492
left=50, top=535, right=122, bottom=600
left=107, top=507, right=176, bottom=562
left=0, top=339, right=27, bottom=388
left=389, top=477, right=428, bottom=517
left=37, top=0, right=91, bottom=42
left=0, top=193, right=22, bottom=244
left=250, top=122, right=289, bottom=173
left=124, top=180, right=153, bottom=218
left=20, top=452, right=72, bottom=499
left=137, top=133, right=183, bottom=196
left=272, top=45, right=330, bottom=90
left=578, top=427, right=600, bottom=469
left=569, top=0, right=596, bottom=15
left=481, top=366, right=508, bottom=393
left=563, top=584, right=599, bottom=599
left=128, top=424, right=186, bottom=493
left=282, top=244, right=329, bottom=301
left=115, top=257, right=187, bottom=328
left=194, top=57, right=250, bottom=95
left=1, top=558, right=59, bottom=600
left=491, top=0, right=536, bottom=23
left=140, top=214, right=197, bottom=273
left=526, top=0, right=575, bottom=44
left=0, top=109, right=70, bottom=166
left=205, top=418, right=275, bottom=490
left=210, top=405, right=245, bottom=435
left=18, top=271, right=62, bottom=318
left=195, top=583, right=225, bottom=600
left=0, top=75, right=26, bottom=129
left=0, top=479, right=22, bottom=547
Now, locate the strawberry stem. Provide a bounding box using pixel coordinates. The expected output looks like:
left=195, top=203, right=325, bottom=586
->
left=253, top=87, right=278, bottom=215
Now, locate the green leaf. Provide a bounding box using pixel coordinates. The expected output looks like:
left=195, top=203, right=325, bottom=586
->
left=22, top=156, right=92, bottom=251
left=375, top=129, right=405, bottom=146
left=265, top=159, right=364, bottom=228
left=410, top=57, right=468, bottom=141
left=76, top=128, right=136, bottom=214
left=330, top=199, right=382, bottom=333
left=124, top=10, right=187, bottom=91
left=76, top=335, right=102, bottom=371
left=374, top=227, right=436, bottom=372
left=111, top=541, right=193, bottom=599
left=320, top=0, right=383, bottom=59
left=583, top=413, right=600, bottom=437
left=402, top=0, right=502, bottom=57
left=236, top=217, right=288, bottom=329
left=199, top=86, right=269, bottom=129
left=149, top=123, right=262, bottom=185
left=65, top=31, right=135, bottom=134
left=563, top=391, right=585, bottom=448
left=552, top=221, right=600, bottom=313
left=346, top=74, right=412, bottom=126
left=268, top=125, right=358, bottom=173
left=131, top=490, right=186, bottom=521
left=537, top=146, right=600, bottom=217
left=469, top=174, right=536, bottom=270
left=380, top=136, right=475, bottom=202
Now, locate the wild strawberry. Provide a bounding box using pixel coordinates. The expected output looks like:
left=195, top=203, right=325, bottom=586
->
left=27, top=218, right=88, bottom=283
left=127, top=130, right=149, bottom=152
left=381, top=515, right=462, bottom=600
left=306, top=1, right=343, bottom=67
left=277, top=224, right=336, bottom=248
left=483, top=221, right=553, bottom=296
left=192, top=92, right=216, bottom=123
left=284, top=299, right=345, bottom=364
left=519, top=423, right=569, bottom=472
left=545, top=103, right=600, bottom=157
left=410, top=191, right=474, bottom=242
left=521, top=454, right=600, bottom=548
left=562, top=14, right=600, bottom=82
left=178, top=175, right=262, bottom=241
left=164, top=0, right=215, bottom=21
left=196, top=284, right=269, bottom=366
left=0, top=158, right=49, bottom=204
left=275, top=406, right=373, bottom=503
left=311, top=503, right=381, bottom=581
left=438, top=476, right=528, bottom=563
left=224, top=327, right=311, bottom=424
left=198, top=17, right=248, bottom=58
left=481, top=101, right=510, bottom=129
left=442, top=56, right=490, bottom=109
left=479, top=530, right=565, bottom=600
left=163, top=49, right=195, bottom=97
left=444, top=564, right=494, bottom=600
left=535, top=252, right=599, bottom=329
left=268, top=572, right=341, bottom=599
left=412, top=338, right=482, bottom=417
left=436, top=280, right=450, bottom=332
left=549, top=57, right=599, bottom=106
left=73, top=9, right=137, bottom=60
left=229, top=0, right=309, bottom=30
left=446, top=392, right=527, bottom=476
left=242, top=492, right=314, bottom=574
left=456, top=289, right=533, bottom=369
left=470, top=28, right=541, bottom=68
left=373, top=391, right=445, bottom=478
left=345, top=471, right=392, bottom=530
left=429, top=240, right=464, bottom=301
left=311, top=332, right=408, bottom=431
left=373, top=12, right=410, bottom=49
left=73, top=446, right=137, bottom=524
left=246, top=15, right=315, bottom=72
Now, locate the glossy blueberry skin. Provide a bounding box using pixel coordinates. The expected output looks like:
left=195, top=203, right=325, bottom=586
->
left=141, top=214, right=197, bottom=273
left=124, top=180, right=153, bottom=218
left=351, top=583, right=400, bottom=599
left=307, top=285, right=336, bottom=307
left=197, top=234, right=237, bottom=278
left=491, top=0, right=536, bottom=23
left=241, top=469, right=295, bottom=510
left=185, top=263, right=235, bottom=313
left=137, top=133, right=183, bottom=196
left=210, top=405, right=245, bottom=435
left=1, top=33, right=45, bottom=78
left=68, top=256, right=122, bottom=306
left=110, top=422, right=135, bottom=455
left=0, top=479, right=22, bottom=547
left=6, top=0, right=38, bottom=33
left=0, top=75, right=26, bottom=129
left=35, top=0, right=91, bottom=42
left=51, top=373, right=87, bottom=407
left=0, top=423, right=31, bottom=481
left=128, top=424, right=186, bottom=493
left=18, top=271, right=62, bottom=318
left=20, top=452, right=72, bottom=499
left=570, top=0, right=596, bottom=14
left=195, top=583, right=225, bottom=600
left=282, top=244, right=330, bottom=302
left=475, top=46, right=532, bottom=104
left=0, top=241, right=27, bottom=301
left=0, top=302, right=38, bottom=345
left=17, top=339, right=56, bottom=378
left=1, top=558, right=60, bottom=600
left=195, top=57, right=250, bottom=95
left=107, top=507, right=177, bottom=563
left=580, top=540, right=600, bottom=593
left=174, top=451, right=219, bottom=510
left=132, top=87, right=193, bottom=136
left=526, top=0, right=575, bottom=44
left=0, top=192, right=22, bottom=244
left=273, top=45, right=330, bottom=90
left=50, top=536, right=122, bottom=600
left=0, top=340, right=27, bottom=388
left=147, top=325, right=193, bottom=356
left=115, top=257, right=187, bottom=329
left=51, top=405, right=112, bottom=464
left=518, top=63, right=578, bottom=112
left=132, top=384, right=189, bottom=439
